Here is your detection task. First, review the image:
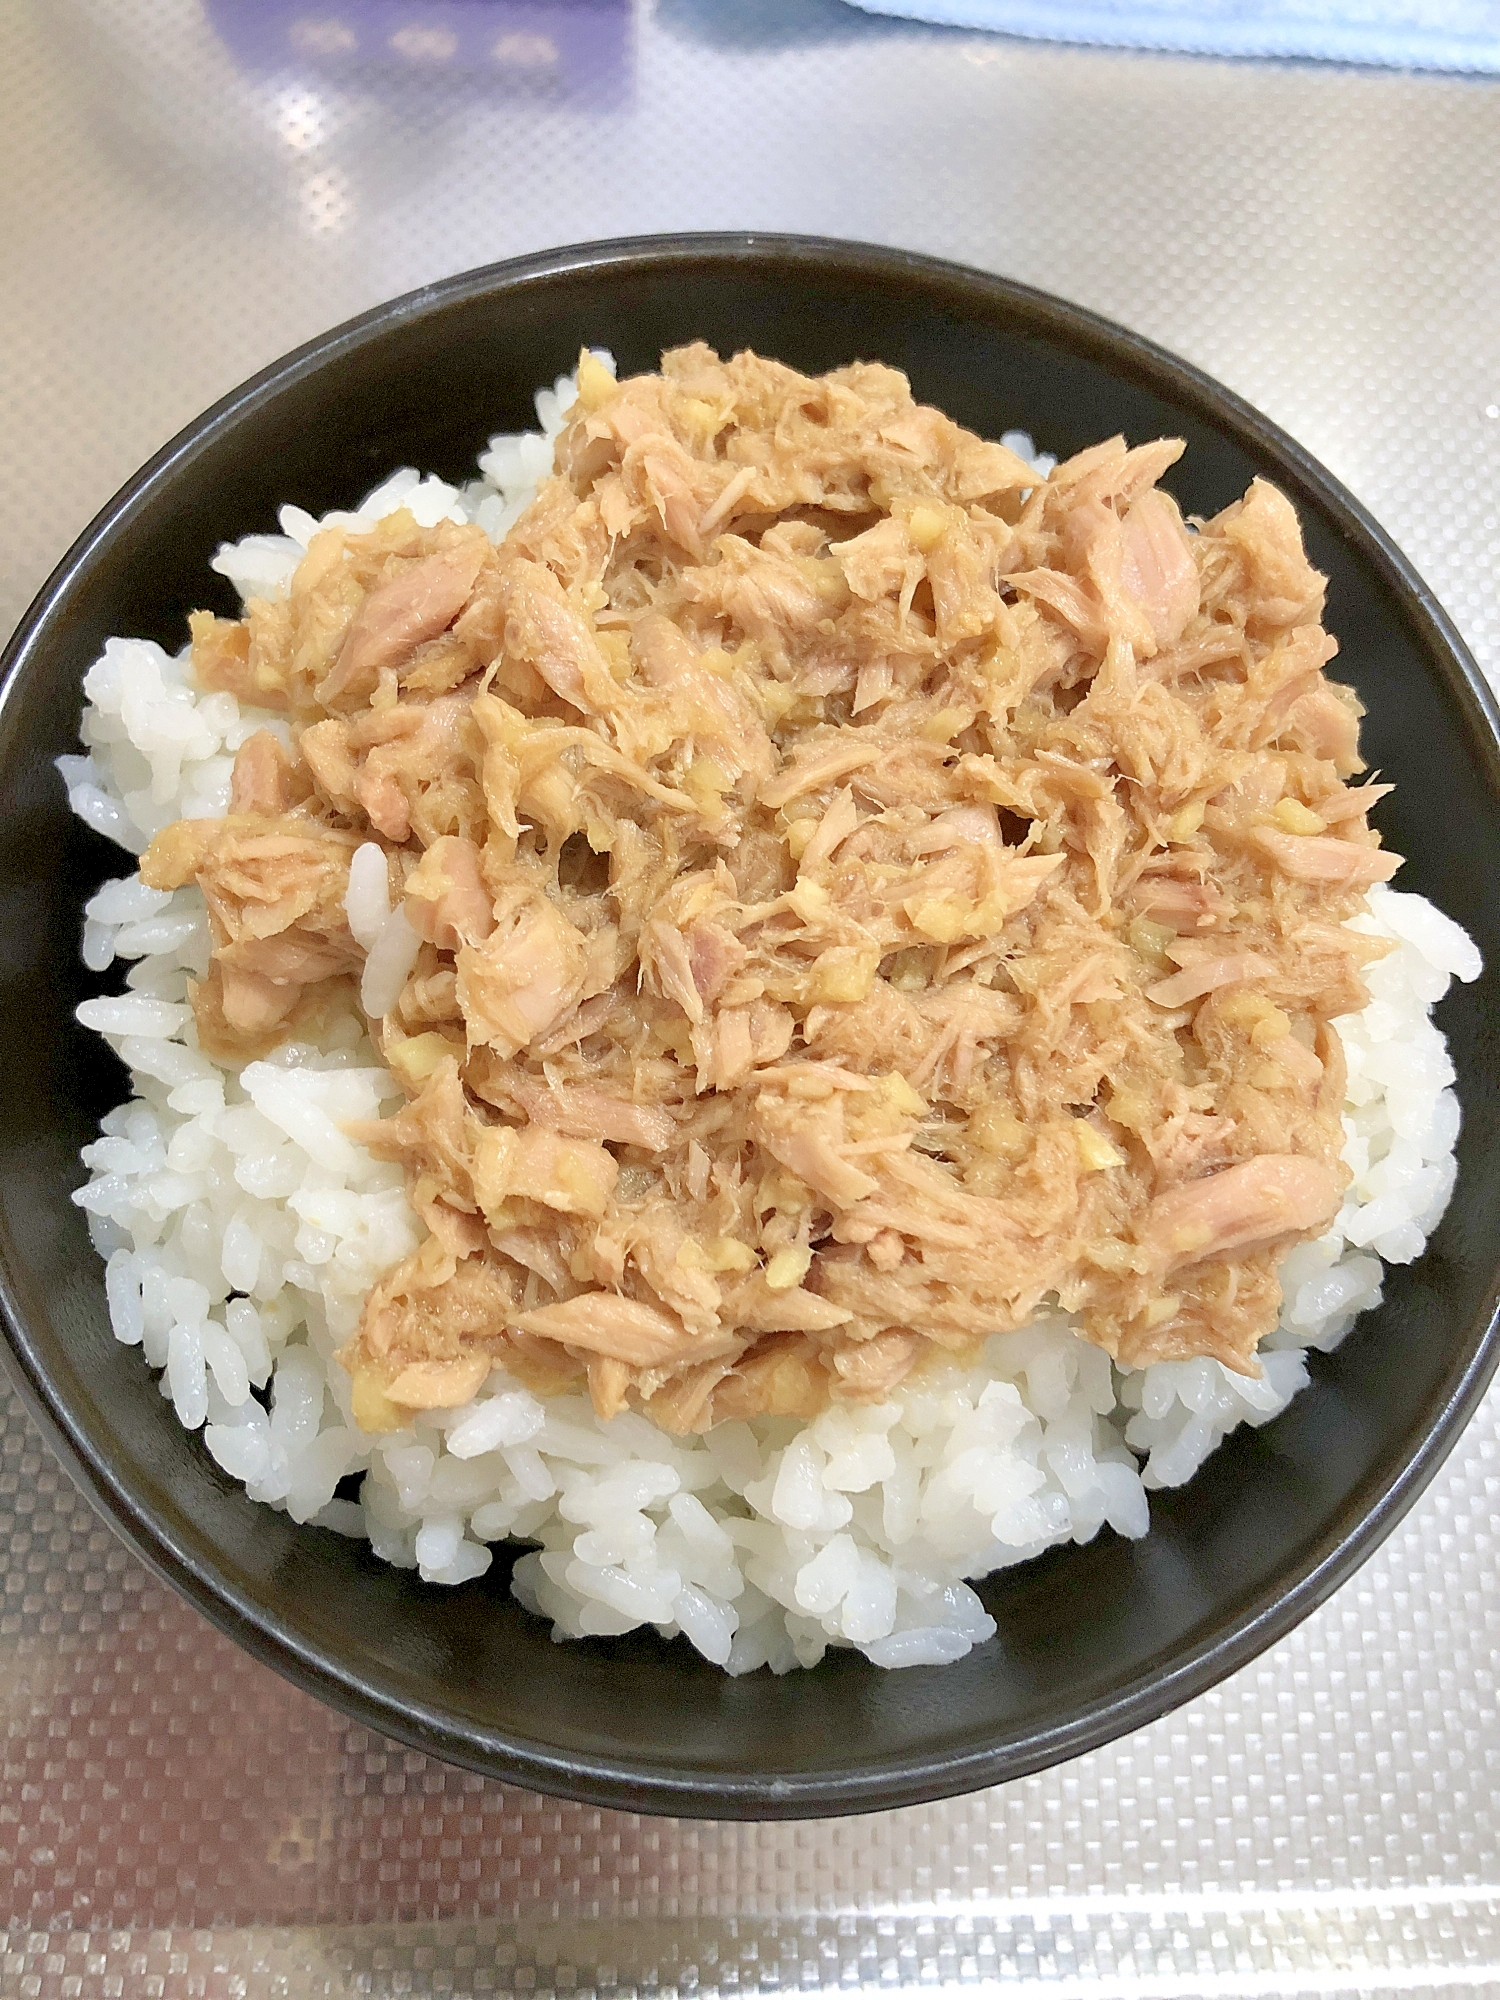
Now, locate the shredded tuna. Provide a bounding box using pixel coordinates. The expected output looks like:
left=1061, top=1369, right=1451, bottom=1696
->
left=149, top=345, right=1401, bottom=1427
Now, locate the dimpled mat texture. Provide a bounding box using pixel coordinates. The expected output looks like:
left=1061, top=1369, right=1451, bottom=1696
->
left=3, top=3, right=1500, bottom=1995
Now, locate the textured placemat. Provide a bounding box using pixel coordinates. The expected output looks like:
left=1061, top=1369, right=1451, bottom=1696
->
left=3, top=3, right=1498, bottom=1993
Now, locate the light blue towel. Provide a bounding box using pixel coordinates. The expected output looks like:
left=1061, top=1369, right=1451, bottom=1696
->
left=840, top=0, right=1500, bottom=72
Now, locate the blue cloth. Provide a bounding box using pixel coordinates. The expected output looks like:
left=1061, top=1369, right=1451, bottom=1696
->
left=840, top=0, right=1500, bottom=72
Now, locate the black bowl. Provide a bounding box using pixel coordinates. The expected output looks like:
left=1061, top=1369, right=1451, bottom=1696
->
left=3, top=235, right=1499, bottom=1820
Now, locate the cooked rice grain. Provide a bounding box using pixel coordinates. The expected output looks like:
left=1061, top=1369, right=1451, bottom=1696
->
left=61, top=365, right=1480, bottom=1671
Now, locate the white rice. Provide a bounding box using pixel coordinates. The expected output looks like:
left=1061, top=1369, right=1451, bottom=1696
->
left=60, top=366, right=1483, bottom=1674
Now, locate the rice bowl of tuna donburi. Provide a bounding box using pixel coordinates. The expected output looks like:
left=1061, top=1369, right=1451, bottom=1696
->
left=7, top=240, right=1500, bottom=1813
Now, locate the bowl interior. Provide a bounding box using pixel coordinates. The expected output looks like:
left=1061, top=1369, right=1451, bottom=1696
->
left=3, top=239, right=1499, bottom=1818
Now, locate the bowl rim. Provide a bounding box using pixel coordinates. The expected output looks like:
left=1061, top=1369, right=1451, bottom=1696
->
left=4, top=229, right=1500, bottom=1819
